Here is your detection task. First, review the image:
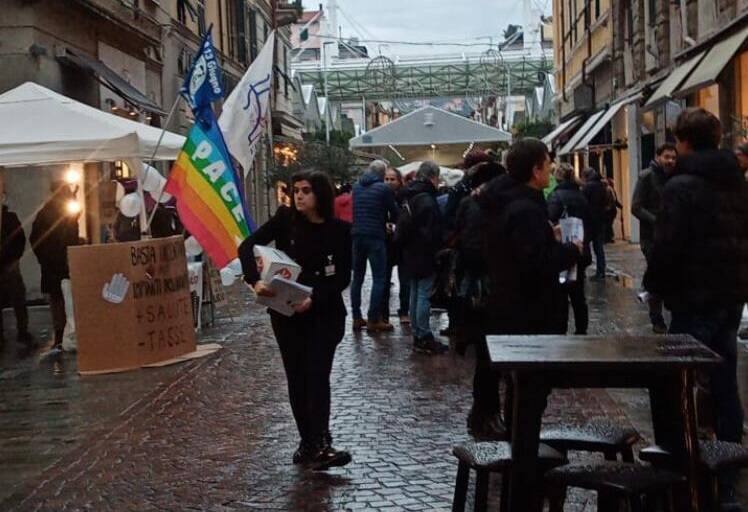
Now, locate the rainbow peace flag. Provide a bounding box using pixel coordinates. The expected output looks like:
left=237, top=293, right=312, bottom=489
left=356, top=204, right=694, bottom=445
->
left=165, top=114, right=252, bottom=268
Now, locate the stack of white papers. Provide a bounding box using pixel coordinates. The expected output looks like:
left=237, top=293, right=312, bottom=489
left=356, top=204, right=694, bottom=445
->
left=256, top=275, right=312, bottom=317
left=559, top=216, right=584, bottom=283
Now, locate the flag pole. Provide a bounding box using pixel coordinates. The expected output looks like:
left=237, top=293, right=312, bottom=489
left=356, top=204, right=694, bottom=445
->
left=142, top=95, right=182, bottom=237
left=265, top=98, right=276, bottom=221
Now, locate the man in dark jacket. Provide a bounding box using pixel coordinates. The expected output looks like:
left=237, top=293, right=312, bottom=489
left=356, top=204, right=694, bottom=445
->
left=644, top=108, right=748, bottom=507
left=480, top=139, right=582, bottom=336
left=30, top=182, right=80, bottom=350
left=547, top=163, right=592, bottom=335
left=0, top=198, right=34, bottom=346
left=632, top=143, right=677, bottom=333
left=396, top=161, right=447, bottom=354
left=582, top=167, right=608, bottom=280
left=350, top=160, right=400, bottom=333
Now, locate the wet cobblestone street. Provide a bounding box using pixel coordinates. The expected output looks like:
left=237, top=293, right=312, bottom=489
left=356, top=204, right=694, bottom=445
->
left=1, top=243, right=746, bottom=511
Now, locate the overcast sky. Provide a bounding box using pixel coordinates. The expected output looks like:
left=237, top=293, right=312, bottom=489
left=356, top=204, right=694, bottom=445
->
left=301, top=0, right=552, bottom=57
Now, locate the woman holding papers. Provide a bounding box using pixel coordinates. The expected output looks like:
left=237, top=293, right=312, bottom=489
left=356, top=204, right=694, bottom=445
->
left=238, top=170, right=352, bottom=471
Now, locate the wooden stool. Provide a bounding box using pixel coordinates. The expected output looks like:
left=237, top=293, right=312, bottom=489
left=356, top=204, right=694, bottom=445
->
left=451, top=440, right=565, bottom=512
left=640, top=440, right=748, bottom=511
left=545, top=461, right=684, bottom=512
left=540, top=421, right=641, bottom=461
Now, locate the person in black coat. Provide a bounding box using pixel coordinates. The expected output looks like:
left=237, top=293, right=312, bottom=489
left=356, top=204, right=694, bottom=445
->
left=644, top=110, right=748, bottom=494
left=547, top=163, right=592, bottom=335
left=480, top=139, right=582, bottom=336
left=439, top=151, right=495, bottom=337
left=0, top=201, right=34, bottom=346
left=632, top=143, right=677, bottom=333
left=582, top=167, right=608, bottom=280
left=30, top=182, right=80, bottom=349
left=735, top=143, right=748, bottom=342
left=453, top=161, right=506, bottom=439
left=238, top=170, right=352, bottom=471
left=381, top=167, right=410, bottom=325
left=395, top=161, right=448, bottom=355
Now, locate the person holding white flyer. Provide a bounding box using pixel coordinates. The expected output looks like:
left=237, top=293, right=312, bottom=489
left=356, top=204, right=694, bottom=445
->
left=238, top=170, right=352, bottom=471
left=547, top=163, right=592, bottom=334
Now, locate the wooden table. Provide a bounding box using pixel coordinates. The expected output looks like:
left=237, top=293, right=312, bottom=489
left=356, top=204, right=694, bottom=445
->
left=487, top=334, right=721, bottom=512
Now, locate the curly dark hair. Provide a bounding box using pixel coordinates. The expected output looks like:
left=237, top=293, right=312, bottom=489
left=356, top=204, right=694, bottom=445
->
left=291, top=169, right=335, bottom=220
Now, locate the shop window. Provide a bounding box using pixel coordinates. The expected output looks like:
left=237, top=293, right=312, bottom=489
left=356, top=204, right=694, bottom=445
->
left=648, top=0, right=656, bottom=25
left=697, top=84, right=720, bottom=119
left=283, top=46, right=289, bottom=98
left=177, top=0, right=186, bottom=24
left=114, top=161, right=134, bottom=179
left=234, top=0, right=247, bottom=65
left=249, top=8, right=258, bottom=61
left=197, top=1, right=206, bottom=36
left=665, top=100, right=684, bottom=142
left=734, top=51, right=748, bottom=140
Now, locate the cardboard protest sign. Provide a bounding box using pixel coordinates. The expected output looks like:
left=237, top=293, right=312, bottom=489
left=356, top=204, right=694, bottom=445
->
left=188, top=261, right=204, bottom=330
left=206, top=259, right=228, bottom=309
left=69, top=236, right=197, bottom=374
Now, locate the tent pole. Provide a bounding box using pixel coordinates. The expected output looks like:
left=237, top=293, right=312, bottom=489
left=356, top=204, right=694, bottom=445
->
left=142, top=96, right=182, bottom=238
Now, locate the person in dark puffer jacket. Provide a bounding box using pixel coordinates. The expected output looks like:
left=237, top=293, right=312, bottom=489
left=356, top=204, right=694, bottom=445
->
left=350, top=160, right=400, bottom=333
left=644, top=108, right=748, bottom=509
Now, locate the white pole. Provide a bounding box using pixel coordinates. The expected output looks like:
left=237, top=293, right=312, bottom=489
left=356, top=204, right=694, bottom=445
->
left=323, top=42, right=331, bottom=146
left=143, top=96, right=182, bottom=236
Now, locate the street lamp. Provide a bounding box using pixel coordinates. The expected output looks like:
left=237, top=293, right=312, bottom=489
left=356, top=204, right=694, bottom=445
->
left=321, top=41, right=335, bottom=146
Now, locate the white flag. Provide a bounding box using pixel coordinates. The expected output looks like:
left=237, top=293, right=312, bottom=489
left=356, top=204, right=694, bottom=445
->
left=219, top=31, right=275, bottom=177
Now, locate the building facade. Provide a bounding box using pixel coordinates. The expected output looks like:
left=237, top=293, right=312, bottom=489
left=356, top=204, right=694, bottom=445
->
left=550, top=0, right=748, bottom=242
left=0, top=0, right=301, bottom=298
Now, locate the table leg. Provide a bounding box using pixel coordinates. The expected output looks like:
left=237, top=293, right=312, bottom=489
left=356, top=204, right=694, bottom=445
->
left=507, top=371, right=549, bottom=512
left=648, top=369, right=701, bottom=512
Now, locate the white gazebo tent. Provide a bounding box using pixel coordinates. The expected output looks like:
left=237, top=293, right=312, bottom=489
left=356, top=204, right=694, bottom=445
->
left=0, top=82, right=184, bottom=165
left=0, top=82, right=186, bottom=299
left=350, top=105, right=511, bottom=167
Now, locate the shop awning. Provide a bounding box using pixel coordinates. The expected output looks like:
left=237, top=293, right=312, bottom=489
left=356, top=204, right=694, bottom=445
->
left=542, top=115, right=582, bottom=147
left=676, top=23, right=748, bottom=98
left=573, top=93, right=643, bottom=151
left=643, top=51, right=706, bottom=110
left=58, top=48, right=166, bottom=116
left=557, top=109, right=606, bottom=156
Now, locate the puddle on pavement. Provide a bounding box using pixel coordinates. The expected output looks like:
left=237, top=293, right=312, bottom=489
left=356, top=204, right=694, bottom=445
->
left=614, top=273, right=636, bottom=289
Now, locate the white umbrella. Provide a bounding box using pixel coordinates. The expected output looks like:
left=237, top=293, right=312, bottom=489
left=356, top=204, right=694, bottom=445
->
left=397, top=161, right=464, bottom=186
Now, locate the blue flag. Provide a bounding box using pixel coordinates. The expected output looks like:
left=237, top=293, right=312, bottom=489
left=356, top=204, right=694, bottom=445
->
left=181, top=27, right=224, bottom=115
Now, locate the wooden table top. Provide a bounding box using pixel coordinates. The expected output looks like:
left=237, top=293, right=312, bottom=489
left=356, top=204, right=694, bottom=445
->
left=487, top=334, right=721, bottom=372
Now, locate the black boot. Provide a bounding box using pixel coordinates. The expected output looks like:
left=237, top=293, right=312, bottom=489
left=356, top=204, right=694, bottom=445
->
left=309, top=434, right=351, bottom=471
left=292, top=439, right=314, bottom=464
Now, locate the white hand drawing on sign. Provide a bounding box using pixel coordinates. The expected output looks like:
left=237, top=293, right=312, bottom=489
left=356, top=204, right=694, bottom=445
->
left=102, top=273, right=130, bottom=304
